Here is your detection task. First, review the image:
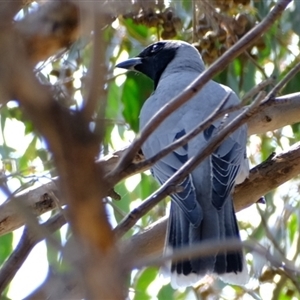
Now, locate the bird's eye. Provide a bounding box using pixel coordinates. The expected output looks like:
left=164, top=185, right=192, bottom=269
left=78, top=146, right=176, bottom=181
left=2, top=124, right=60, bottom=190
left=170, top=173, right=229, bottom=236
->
left=138, top=42, right=165, bottom=58
left=151, top=45, right=158, bottom=52
left=150, top=43, right=164, bottom=54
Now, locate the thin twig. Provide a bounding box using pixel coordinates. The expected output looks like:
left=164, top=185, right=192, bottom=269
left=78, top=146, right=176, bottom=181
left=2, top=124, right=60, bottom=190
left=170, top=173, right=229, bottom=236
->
left=114, top=92, right=264, bottom=237
left=82, top=16, right=107, bottom=123
left=129, top=239, right=299, bottom=275
left=257, top=205, right=286, bottom=257
left=109, top=0, right=291, bottom=177
left=242, top=77, right=275, bottom=103
left=0, top=213, right=66, bottom=294
left=192, top=0, right=197, bottom=43
left=10, top=193, right=63, bottom=252
left=266, top=60, right=300, bottom=100
left=245, top=51, right=268, bottom=79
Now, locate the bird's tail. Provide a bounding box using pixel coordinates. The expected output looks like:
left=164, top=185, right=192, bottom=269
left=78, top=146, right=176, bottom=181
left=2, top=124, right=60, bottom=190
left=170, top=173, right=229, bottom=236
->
left=163, top=198, right=248, bottom=288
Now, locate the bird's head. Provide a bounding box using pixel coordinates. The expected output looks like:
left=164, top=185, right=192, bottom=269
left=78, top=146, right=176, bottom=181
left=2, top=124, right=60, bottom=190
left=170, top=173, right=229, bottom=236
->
left=115, top=40, right=205, bottom=89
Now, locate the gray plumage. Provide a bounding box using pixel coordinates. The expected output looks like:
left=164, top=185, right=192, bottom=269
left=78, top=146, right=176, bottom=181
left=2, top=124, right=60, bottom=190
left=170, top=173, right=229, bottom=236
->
left=116, top=40, right=249, bottom=288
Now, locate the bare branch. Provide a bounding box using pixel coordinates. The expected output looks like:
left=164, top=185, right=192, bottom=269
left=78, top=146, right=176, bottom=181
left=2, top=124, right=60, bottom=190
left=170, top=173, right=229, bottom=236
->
left=248, top=92, right=300, bottom=135
left=130, top=239, right=299, bottom=276
left=267, top=60, right=300, bottom=99
left=242, top=78, right=275, bottom=102
left=234, top=141, right=300, bottom=211
left=0, top=7, right=123, bottom=299
left=0, top=181, right=60, bottom=236
left=0, top=213, right=66, bottom=294
left=82, top=15, right=108, bottom=121
left=14, top=0, right=135, bottom=65
left=109, top=0, right=291, bottom=175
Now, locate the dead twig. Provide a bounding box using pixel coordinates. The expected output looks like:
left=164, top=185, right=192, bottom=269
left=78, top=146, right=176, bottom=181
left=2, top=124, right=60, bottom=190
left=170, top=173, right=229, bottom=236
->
left=242, top=78, right=275, bottom=103
left=266, top=60, right=300, bottom=100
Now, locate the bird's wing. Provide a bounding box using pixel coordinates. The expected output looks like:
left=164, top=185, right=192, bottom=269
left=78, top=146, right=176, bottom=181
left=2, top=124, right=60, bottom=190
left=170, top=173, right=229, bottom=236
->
left=204, top=125, right=246, bottom=209
left=149, top=129, right=203, bottom=227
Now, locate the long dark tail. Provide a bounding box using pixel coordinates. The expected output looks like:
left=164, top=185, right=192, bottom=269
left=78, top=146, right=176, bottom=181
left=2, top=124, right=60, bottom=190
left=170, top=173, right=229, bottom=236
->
left=166, top=197, right=247, bottom=288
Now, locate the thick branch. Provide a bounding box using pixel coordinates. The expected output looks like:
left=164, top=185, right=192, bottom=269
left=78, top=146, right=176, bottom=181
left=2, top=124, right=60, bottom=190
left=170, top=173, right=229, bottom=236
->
left=248, top=93, right=300, bottom=135
left=0, top=182, right=60, bottom=236
left=234, top=142, right=300, bottom=211
left=2, top=7, right=122, bottom=299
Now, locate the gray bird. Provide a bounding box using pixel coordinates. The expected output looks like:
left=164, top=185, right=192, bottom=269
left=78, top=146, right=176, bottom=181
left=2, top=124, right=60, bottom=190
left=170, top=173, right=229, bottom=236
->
left=116, top=40, right=249, bottom=288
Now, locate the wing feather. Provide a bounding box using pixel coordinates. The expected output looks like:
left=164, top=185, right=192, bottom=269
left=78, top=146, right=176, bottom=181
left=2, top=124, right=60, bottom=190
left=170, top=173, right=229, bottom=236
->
left=150, top=129, right=203, bottom=227
left=212, top=134, right=245, bottom=209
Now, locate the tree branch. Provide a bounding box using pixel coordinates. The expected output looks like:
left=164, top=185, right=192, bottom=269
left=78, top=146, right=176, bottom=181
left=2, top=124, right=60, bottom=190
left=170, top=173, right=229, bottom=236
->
left=0, top=181, right=60, bottom=236
left=267, top=60, right=300, bottom=99
left=2, top=6, right=123, bottom=299
left=130, top=239, right=299, bottom=276
left=0, top=213, right=66, bottom=294
left=247, top=92, right=300, bottom=135
left=82, top=15, right=108, bottom=121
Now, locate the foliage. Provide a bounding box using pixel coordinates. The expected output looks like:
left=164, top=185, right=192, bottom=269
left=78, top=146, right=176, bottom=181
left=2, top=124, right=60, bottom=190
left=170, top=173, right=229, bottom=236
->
left=0, top=0, right=299, bottom=299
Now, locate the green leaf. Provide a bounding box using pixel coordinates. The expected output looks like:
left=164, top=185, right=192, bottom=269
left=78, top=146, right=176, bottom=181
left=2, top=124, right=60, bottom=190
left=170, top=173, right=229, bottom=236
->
left=18, top=136, right=38, bottom=171
left=135, top=173, right=158, bottom=201
left=133, top=267, right=158, bottom=300
left=36, top=149, right=49, bottom=163
left=106, top=81, right=123, bottom=120
left=291, top=123, right=300, bottom=141
left=7, top=106, right=23, bottom=121
left=105, top=81, right=124, bottom=146
left=290, top=1, right=300, bottom=36
left=181, top=0, right=193, bottom=13
left=113, top=181, right=132, bottom=222
left=45, top=229, right=63, bottom=270
left=283, top=71, right=300, bottom=96
left=121, top=18, right=150, bottom=42
left=288, top=213, right=298, bottom=244
left=157, top=283, right=175, bottom=300
left=0, top=233, right=13, bottom=265
left=121, top=72, right=153, bottom=132
left=24, top=120, right=34, bottom=135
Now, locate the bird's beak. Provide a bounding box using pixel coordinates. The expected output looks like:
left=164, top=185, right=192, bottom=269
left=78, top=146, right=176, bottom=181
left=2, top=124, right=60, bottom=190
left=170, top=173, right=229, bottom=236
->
left=115, top=57, right=142, bottom=70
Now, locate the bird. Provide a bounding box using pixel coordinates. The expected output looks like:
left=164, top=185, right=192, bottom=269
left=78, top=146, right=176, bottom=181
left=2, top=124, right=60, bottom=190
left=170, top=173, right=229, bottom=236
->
left=116, top=40, right=249, bottom=288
